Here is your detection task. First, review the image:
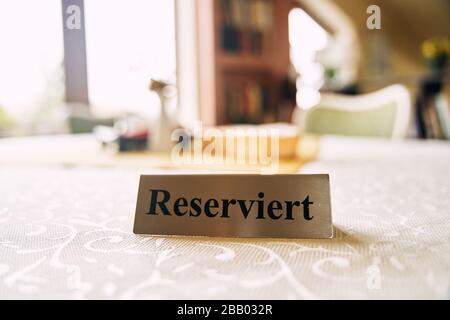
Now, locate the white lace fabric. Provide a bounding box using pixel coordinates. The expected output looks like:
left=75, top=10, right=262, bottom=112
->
left=0, top=136, right=449, bottom=299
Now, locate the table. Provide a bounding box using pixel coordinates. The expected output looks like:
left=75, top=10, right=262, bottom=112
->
left=0, top=135, right=449, bottom=299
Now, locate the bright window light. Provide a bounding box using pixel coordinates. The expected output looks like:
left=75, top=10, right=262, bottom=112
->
left=85, top=0, right=176, bottom=119
left=289, top=8, right=329, bottom=109
left=0, top=0, right=64, bottom=122
left=289, top=8, right=328, bottom=51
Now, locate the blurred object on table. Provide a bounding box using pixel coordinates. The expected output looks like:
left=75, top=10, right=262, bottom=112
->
left=0, top=133, right=311, bottom=174
left=192, top=123, right=319, bottom=163
left=115, top=114, right=150, bottom=152
left=68, top=103, right=114, bottom=134
left=94, top=113, right=150, bottom=153
left=149, top=79, right=179, bottom=153
left=199, top=123, right=299, bottom=160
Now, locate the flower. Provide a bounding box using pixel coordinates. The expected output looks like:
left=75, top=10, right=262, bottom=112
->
left=421, top=37, right=450, bottom=60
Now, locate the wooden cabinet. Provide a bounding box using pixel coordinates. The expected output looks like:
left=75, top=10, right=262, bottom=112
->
left=196, top=0, right=295, bottom=125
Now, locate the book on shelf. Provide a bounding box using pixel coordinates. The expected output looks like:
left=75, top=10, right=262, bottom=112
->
left=434, top=93, right=450, bottom=139
left=220, top=0, right=274, bottom=55
left=425, top=102, right=443, bottom=139
left=419, top=92, right=450, bottom=140
left=224, top=80, right=271, bottom=124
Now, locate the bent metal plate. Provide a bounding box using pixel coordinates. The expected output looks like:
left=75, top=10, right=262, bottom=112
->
left=133, top=175, right=333, bottom=239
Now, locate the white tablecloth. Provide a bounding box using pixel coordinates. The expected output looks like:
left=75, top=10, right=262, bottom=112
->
left=0, top=136, right=449, bottom=299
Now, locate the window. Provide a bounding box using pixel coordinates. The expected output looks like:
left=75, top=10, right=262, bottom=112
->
left=84, top=0, right=176, bottom=119
left=0, top=0, right=64, bottom=132
left=289, top=0, right=360, bottom=109
left=289, top=7, right=329, bottom=109
left=0, top=0, right=177, bottom=136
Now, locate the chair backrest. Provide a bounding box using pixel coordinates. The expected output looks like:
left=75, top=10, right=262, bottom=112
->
left=293, top=85, right=411, bottom=138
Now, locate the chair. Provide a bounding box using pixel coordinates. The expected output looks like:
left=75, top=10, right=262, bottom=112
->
left=293, top=85, right=412, bottom=138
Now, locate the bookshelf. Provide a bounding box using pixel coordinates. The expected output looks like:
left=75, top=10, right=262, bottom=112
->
left=197, top=0, right=295, bottom=125
left=416, top=76, right=450, bottom=140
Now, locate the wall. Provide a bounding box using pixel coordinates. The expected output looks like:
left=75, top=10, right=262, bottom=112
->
left=332, top=0, right=450, bottom=92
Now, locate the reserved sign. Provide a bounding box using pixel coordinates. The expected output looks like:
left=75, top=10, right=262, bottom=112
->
left=133, top=175, right=333, bottom=239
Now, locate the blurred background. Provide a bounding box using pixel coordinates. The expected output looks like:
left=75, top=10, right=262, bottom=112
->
left=0, top=0, right=449, bottom=142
